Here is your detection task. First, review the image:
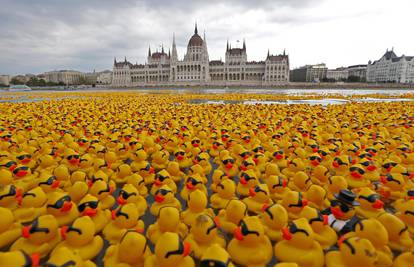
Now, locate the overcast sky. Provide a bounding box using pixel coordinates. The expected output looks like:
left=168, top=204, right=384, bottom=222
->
left=0, top=0, right=413, bottom=75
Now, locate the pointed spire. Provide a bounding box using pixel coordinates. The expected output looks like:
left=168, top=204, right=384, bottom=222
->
left=283, top=49, right=286, bottom=56
left=148, top=46, right=151, bottom=57
left=168, top=48, right=170, bottom=57
left=162, top=44, right=164, bottom=54
left=124, top=56, right=127, bottom=63
left=267, top=49, right=270, bottom=59
left=243, top=39, right=246, bottom=50
left=114, top=57, right=116, bottom=64
left=226, top=39, right=229, bottom=51
left=173, top=32, right=176, bottom=46
left=194, top=22, right=198, bottom=34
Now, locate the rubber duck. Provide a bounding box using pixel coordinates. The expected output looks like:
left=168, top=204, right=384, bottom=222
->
left=355, top=187, right=385, bottom=219
left=53, top=165, right=71, bottom=189
left=88, top=180, right=115, bottom=210
left=217, top=199, right=248, bottom=234
left=77, top=194, right=110, bottom=233
left=61, top=149, right=81, bottom=172
left=150, top=169, right=177, bottom=195
left=104, top=230, right=151, bottom=267
left=36, top=172, right=63, bottom=197
left=282, top=158, right=306, bottom=178
left=395, top=197, right=414, bottom=236
left=260, top=203, right=288, bottom=242
left=13, top=187, right=47, bottom=223
left=228, top=216, right=273, bottom=267
left=359, top=158, right=380, bottom=182
left=325, top=237, right=377, bottom=267
left=126, top=173, right=149, bottom=197
left=46, top=192, right=79, bottom=226
left=305, top=184, right=331, bottom=210
left=263, top=162, right=281, bottom=180
left=47, top=247, right=96, bottom=267
left=103, top=203, right=145, bottom=244
left=379, top=173, right=407, bottom=201
left=300, top=206, right=337, bottom=249
left=237, top=170, right=259, bottom=197
left=211, top=169, right=228, bottom=192
left=0, top=185, right=20, bottom=210
left=187, top=164, right=207, bottom=182
left=325, top=175, right=348, bottom=201
left=12, top=165, right=38, bottom=192
left=210, top=178, right=236, bottom=209
left=174, top=148, right=192, bottom=169
left=181, top=189, right=214, bottom=227
left=11, top=214, right=61, bottom=259
left=78, top=153, right=95, bottom=174
left=0, top=168, right=13, bottom=186
left=377, top=213, right=413, bottom=251
left=218, top=155, right=238, bottom=178
left=147, top=206, right=188, bottom=245
left=152, top=150, right=170, bottom=171
left=15, top=152, right=35, bottom=169
left=111, top=163, right=133, bottom=184
left=200, top=243, right=235, bottom=267
left=346, top=218, right=393, bottom=267
left=279, top=191, right=308, bottom=220
left=265, top=175, right=290, bottom=201
left=144, top=232, right=194, bottom=267
left=271, top=150, right=288, bottom=169
left=180, top=174, right=207, bottom=201
left=330, top=156, right=351, bottom=177
left=346, top=163, right=371, bottom=188
left=310, top=164, right=330, bottom=186
left=117, top=184, right=147, bottom=217
left=166, top=161, right=184, bottom=183
left=275, top=218, right=324, bottom=267
left=150, top=185, right=181, bottom=216
left=0, top=207, right=21, bottom=249
left=243, top=184, right=273, bottom=214
left=53, top=216, right=103, bottom=261
left=0, top=250, right=40, bottom=267
left=183, top=214, right=225, bottom=259
left=289, top=171, right=313, bottom=192
left=393, top=251, right=414, bottom=267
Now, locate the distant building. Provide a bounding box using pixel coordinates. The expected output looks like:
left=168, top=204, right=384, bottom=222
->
left=11, top=75, right=31, bottom=84
left=290, top=63, right=327, bottom=82
left=326, top=67, right=348, bottom=81
left=0, top=75, right=10, bottom=86
left=97, top=70, right=113, bottom=85
left=112, top=24, right=290, bottom=87
left=347, top=65, right=367, bottom=82
left=84, top=71, right=98, bottom=85
left=367, top=49, right=414, bottom=83
left=43, top=70, right=85, bottom=85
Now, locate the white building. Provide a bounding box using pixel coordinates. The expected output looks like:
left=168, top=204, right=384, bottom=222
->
left=0, top=75, right=10, bottom=86
left=367, top=49, right=414, bottom=84
left=347, top=65, right=367, bottom=82
left=97, top=70, right=112, bottom=85
left=44, top=70, right=85, bottom=85
left=326, top=67, right=348, bottom=81
left=112, top=24, right=289, bottom=87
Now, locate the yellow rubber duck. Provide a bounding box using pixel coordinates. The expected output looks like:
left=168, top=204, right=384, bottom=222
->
left=330, top=156, right=350, bottom=177
left=174, top=148, right=192, bottom=169
left=47, top=247, right=96, bottom=267
left=393, top=251, right=414, bottom=267
left=300, top=206, right=337, bottom=249
left=53, top=216, right=103, bottom=261
left=11, top=214, right=61, bottom=259
left=150, top=185, right=181, bottom=216
left=305, top=184, right=331, bottom=210
left=355, top=187, right=385, bottom=218
left=180, top=174, right=207, bottom=201
left=275, top=218, right=324, bottom=267
left=282, top=158, right=306, bottom=178
left=12, top=165, right=38, bottom=192
left=263, top=162, right=281, bottom=180
left=152, top=150, right=170, bottom=171
left=88, top=180, right=115, bottom=210
left=0, top=207, right=21, bottom=249
left=103, top=203, right=145, bottom=244
left=61, top=149, right=81, bottom=172
left=260, top=203, right=288, bottom=242
left=345, top=218, right=393, bottom=267
left=289, top=171, right=312, bottom=192
left=0, top=184, right=20, bottom=210
left=237, top=170, right=259, bottom=197
left=310, top=164, right=330, bottom=186
left=150, top=169, right=177, bottom=195
left=346, top=163, right=371, bottom=188
left=200, top=243, right=235, bottom=267
left=217, top=199, right=248, bottom=234
left=144, top=232, right=194, bottom=267
left=0, top=250, right=40, bottom=267
left=77, top=194, right=110, bottom=233
left=104, top=230, right=151, bottom=267
left=395, top=196, right=414, bottom=236
left=359, top=158, right=380, bottom=182
left=265, top=175, right=290, bottom=201
left=14, top=152, right=35, bottom=169
left=228, top=216, right=273, bottom=267
left=126, top=173, right=149, bottom=197
left=184, top=214, right=225, bottom=259
left=271, top=149, right=288, bottom=169
left=181, top=189, right=214, bottom=227
left=218, top=155, right=238, bottom=178
left=147, top=206, right=188, bottom=245
left=279, top=191, right=308, bottom=220
left=117, top=184, right=147, bottom=217
left=325, top=175, right=348, bottom=201
left=379, top=173, right=407, bottom=201
left=0, top=168, right=13, bottom=186
left=36, top=171, right=63, bottom=196
left=53, top=165, right=71, bottom=189
left=13, top=187, right=47, bottom=223
left=210, top=178, right=236, bottom=209
left=377, top=213, right=413, bottom=251
left=166, top=161, right=184, bottom=183
left=111, top=163, right=133, bottom=184
left=211, top=169, right=227, bottom=192
left=243, top=184, right=273, bottom=214
left=193, top=152, right=212, bottom=175
left=46, top=192, right=79, bottom=226
left=325, top=236, right=377, bottom=267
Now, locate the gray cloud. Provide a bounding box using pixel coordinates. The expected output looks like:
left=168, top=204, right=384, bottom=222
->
left=0, top=0, right=412, bottom=74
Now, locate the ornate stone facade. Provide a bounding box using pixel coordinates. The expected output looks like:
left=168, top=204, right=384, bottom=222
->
left=112, top=24, right=289, bottom=87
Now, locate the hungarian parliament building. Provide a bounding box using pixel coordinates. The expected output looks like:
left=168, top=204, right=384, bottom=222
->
left=112, top=24, right=289, bottom=87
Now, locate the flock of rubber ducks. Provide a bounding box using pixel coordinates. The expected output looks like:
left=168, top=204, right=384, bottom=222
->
left=0, top=93, right=413, bottom=267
